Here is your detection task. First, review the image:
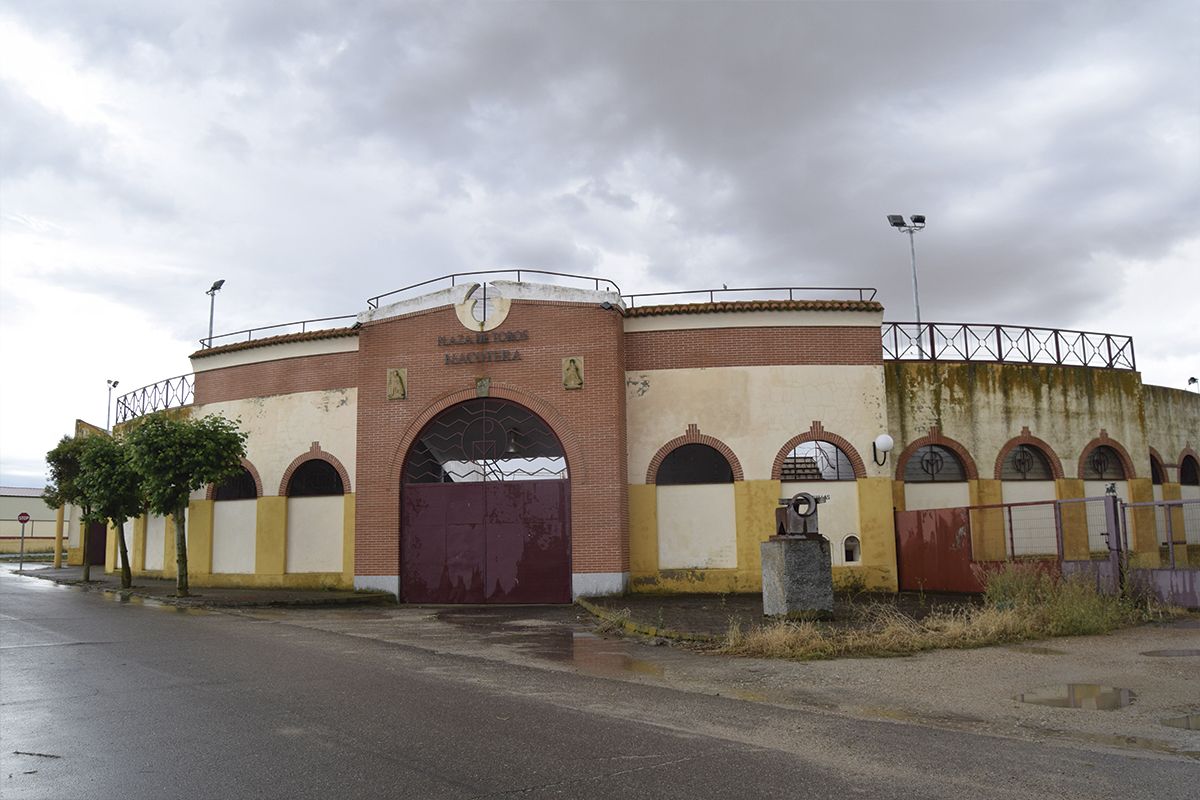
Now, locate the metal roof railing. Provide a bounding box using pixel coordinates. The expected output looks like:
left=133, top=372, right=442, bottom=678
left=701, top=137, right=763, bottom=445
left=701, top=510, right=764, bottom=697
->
left=200, top=315, right=359, bottom=349
left=114, top=373, right=195, bottom=424
left=366, top=270, right=623, bottom=309
left=882, top=322, right=1136, bottom=371
left=621, top=286, right=878, bottom=307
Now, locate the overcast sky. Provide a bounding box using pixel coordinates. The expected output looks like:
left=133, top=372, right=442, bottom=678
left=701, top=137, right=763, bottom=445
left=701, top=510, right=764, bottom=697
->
left=2, top=0, right=1197, bottom=488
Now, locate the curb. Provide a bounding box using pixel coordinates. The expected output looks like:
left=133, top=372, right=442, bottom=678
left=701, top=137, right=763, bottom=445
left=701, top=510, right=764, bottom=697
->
left=17, top=570, right=395, bottom=609
left=575, top=596, right=720, bottom=644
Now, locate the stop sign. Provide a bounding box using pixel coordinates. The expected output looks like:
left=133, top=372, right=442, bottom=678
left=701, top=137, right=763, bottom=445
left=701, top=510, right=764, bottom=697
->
left=17, top=512, right=30, bottom=524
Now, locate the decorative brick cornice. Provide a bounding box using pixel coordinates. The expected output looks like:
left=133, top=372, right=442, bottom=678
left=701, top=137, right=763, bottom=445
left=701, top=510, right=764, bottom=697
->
left=391, top=385, right=584, bottom=488
left=770, top=420, right=866, bottom=481
left=993, top=427, right=1064, bottom=481
left=278, top=441, right=352, bottom=496
left=645, top=424, right=744, bottom=484
left=205, top=457, right=264, bottom=500
left=1076, top=430, right=1137, bottom=480
left=892, top=425, right=979, bottom=481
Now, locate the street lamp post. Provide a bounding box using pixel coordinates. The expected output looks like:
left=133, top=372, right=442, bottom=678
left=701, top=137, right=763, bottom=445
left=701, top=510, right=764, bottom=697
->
left=887, top=214, right=927, bottom=356
left=206, top=279, right=225, bottom=348
left=106, top=379, right=119, bottom=431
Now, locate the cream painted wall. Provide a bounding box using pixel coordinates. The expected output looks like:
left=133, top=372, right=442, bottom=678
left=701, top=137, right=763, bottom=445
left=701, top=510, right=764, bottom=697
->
left=781, top=481, right=861, bottom=565
left=1141, top=384, right=1200, bottom=483
left=656, top=484, right=737, bottom=569
left=145, top=515, right=166, bottom=571
left=193, top=388, right=357, bottom=497
left=67, top=505, right=80, bottom=547
left=1153, top=485, right=1166, bottom=544
left=1000, top=481, right=1057, bottom=504
left=999, top=481, right=1057, bottom=555
left=212, top=500, right=257, bottom=574
left=0, top=494, right=57, bottom=538
left=1183, top=486, right=1200, bottom=544
left=286, top=496, right=344, bottom=573
left=904, top=482, right=970, bottom=511
left=1083, top=481, right=1128, bottom=552
left=885, top=362, right=1152, bottom=482
left=627, top=365, right=888, bottom=484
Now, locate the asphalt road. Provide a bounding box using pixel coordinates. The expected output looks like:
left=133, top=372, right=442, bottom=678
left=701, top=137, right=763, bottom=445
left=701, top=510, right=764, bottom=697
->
left=1, top=570, right=1195, bottom=800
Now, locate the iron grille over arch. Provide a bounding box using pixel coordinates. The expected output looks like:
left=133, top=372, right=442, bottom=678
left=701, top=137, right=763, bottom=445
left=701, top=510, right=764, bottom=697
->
left=903, top=445, right=967, bottom=482
left=1081, top=445, right=1127, bottom=480
left=781, top=441, right=856, bottom=481
left=1001, top=445, right=1054, bottom=481
left=287, top=460, right=345, bottom=496
left=214, top=467, right=258, bottom=501
left=404, top=398, right=568, bottom=484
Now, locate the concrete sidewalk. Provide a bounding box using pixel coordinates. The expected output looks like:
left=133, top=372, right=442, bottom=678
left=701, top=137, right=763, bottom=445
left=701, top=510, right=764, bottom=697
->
left=9, top=563, right=394, bottom=607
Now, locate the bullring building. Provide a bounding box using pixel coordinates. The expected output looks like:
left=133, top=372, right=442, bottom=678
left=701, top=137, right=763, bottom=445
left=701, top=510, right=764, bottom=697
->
left=67, top=274, right=1199, bottom=602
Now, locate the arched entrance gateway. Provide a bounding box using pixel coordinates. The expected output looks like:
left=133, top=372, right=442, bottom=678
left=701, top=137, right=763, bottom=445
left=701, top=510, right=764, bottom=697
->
left=400, top=398, right=571, bottom=604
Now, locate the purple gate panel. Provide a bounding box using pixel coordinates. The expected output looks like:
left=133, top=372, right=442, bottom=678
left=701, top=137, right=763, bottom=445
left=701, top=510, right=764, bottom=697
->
left=895, top=508, right=985, bottom=594
left=484, top=482, right=570, bottom=604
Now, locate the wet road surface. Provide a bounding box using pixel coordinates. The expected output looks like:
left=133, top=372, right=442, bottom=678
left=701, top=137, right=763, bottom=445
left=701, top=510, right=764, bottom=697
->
left=1, top=569, right=1195, bottom=799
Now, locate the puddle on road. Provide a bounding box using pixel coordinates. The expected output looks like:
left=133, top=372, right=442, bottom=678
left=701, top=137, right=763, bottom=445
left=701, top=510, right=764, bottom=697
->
left=1161, top=714, right=1199, bottom=731
left=1016, top=684, right=1134, bottom=711
left=101, top=592, right=208, bottom=615
left=1140, top=649, right=1200, bottom=657
left=524, top=631, right=666, bottom=678
left=1006, top=645, right=1067, bottom=655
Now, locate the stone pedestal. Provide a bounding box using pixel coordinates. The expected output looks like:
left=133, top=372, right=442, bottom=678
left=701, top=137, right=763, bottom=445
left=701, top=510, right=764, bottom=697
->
left=761, top=535, right=834, bottom=618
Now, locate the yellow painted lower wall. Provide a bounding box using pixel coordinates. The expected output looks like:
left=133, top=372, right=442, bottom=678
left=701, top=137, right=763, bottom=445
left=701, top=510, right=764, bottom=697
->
left=629, top=479, right=898, bottom=594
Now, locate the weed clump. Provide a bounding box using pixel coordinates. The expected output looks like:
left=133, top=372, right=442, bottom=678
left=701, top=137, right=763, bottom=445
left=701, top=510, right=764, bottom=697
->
left=721, top=563, right=1178, bottom=661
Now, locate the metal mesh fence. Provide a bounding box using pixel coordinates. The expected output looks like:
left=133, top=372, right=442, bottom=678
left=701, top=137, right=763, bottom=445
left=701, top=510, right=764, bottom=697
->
left=1004, top=502, right=1059, bottom=557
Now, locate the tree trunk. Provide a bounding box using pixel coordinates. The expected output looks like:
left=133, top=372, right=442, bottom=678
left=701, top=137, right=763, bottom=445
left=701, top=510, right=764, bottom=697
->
left=173, top=506, right=189, bottom=597
left=81, top=523, right=91, bottom=583
left=115, top=518, right=132, bottom=589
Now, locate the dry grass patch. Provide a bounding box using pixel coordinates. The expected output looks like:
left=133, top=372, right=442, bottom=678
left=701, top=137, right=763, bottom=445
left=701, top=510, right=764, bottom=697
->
left=723, top=564, right=1181, bottom=661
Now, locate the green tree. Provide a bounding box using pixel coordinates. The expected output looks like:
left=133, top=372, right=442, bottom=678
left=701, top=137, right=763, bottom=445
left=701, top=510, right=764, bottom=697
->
left=43, top=435, right=95, bottom=581
left=127, top=414, right=247, bottom=597
left=78, top=435, right=143, bottom=589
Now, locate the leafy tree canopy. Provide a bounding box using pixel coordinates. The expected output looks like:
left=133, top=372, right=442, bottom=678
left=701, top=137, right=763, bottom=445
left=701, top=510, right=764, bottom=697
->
left=126, top=414, right=248, bottom=516
left=43, top=435, right=89, bottom=511
left=77, top=434, right=144, bottom=526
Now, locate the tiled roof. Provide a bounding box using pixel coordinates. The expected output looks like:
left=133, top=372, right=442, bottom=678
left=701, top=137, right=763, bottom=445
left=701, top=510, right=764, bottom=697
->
left=190, top=326, right=358, bottom=359
left=624, top=299, right=884, bottom=317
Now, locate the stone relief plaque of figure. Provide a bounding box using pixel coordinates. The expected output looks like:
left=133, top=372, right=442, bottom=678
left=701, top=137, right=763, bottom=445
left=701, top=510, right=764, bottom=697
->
left=563, top=357, right=584, bottom=390
left=386, top=368, right=408, bottom=400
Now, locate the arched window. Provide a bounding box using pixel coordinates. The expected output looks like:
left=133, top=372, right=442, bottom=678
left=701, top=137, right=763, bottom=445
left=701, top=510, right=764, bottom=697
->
left=1149, top=454, right=1165, bottom=486
left=214, top=467, right=258, bottom=501
left=843, top=535, right=862, bottom=564
left=656, top=444, right=733, bottom=485
left=287, top=459, right=345, bottom=497
left=781, top=441, right=856, bottom=481
left=1081, top=445, right=1126, bottom=480
left=1182, top=455, right=1200, bottom=486
left=1000, top=444, right=1054, bottom=481
left=903, top=445, right=967, bottom=482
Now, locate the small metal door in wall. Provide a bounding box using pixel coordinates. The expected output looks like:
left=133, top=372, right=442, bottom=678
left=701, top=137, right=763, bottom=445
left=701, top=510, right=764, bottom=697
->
left=401, top=399, right=571, bottom=604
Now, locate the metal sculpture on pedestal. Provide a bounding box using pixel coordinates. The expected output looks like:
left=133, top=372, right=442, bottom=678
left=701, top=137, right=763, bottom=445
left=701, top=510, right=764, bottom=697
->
left=761, top=492, right=835, bottom=617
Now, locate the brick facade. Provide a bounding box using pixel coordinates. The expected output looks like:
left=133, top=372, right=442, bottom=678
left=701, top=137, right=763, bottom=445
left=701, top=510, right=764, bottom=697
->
left=624, top=325, right=882, bottom=370
left=354, top=299, right=629, bottom=578
left=194, top=351, right=359, bottom=405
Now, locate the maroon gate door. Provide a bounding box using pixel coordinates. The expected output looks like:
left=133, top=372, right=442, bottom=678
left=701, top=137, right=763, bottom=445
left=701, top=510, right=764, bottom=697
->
left=894, top=508, right=985, bottom=593
left=401, top=399, right=571, bottom=604
left=85, top=521, right=108, bottom=566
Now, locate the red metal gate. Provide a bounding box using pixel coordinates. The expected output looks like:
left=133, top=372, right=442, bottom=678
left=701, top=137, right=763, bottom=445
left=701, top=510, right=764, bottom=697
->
left=400, top=399, right=571, bottom=604
left=894, top=508, right=984, bottom=593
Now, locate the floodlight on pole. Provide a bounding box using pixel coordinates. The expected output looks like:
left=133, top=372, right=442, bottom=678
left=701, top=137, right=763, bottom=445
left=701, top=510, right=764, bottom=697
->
left=887, top=214, right=927, bottom=356
left=206, top=279, right=225, bottom=348
left=106, top=379, right=119, bottom=431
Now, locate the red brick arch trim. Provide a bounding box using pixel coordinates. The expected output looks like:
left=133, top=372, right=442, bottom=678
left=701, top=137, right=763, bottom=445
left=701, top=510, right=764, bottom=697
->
left=205, top=457, right=264, bottom=500
left=892, top=426, right=979, bottom=481
left=993, top=427, right=1064, bottom=481
left=390, top=384, right=585, bottom=488
left=1076, top=430, right=1137, bottom=480
left=278, top=442, right=352, bottom=496
left=770, top=420, right=867, bottom=481
left=646, top=424, right=744, bottom=485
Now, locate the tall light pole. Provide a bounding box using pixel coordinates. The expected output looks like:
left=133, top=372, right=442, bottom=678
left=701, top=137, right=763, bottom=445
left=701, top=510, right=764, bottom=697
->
left=206, top=279, right=225, bottom=348
left=106, top=379, right=119, bottom=431
left=887, top=214, right=926, bottom=323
